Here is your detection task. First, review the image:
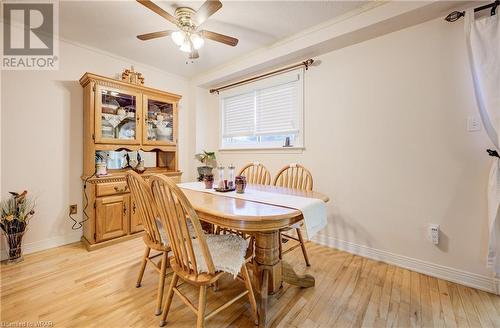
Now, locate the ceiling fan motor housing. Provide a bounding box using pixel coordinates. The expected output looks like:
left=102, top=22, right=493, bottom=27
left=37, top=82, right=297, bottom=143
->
left=175, top=7, right=196, bottom=31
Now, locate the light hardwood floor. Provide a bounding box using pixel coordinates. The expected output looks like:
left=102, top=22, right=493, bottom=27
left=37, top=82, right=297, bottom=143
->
left=1, top=238, right=499, bottom=327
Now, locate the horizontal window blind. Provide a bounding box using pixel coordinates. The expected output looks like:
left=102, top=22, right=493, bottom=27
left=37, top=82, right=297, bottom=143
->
left=255, top=81, right=298, bottom=136
left=222, top=91, right=255, bottom=138
left=220, top=69, right=303, bottom=146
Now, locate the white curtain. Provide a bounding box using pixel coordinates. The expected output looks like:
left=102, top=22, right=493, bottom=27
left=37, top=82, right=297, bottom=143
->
left=465, top=9, right=500, bottom=273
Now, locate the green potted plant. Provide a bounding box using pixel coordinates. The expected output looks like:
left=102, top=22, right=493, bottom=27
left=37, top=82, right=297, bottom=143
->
left=1, top=191, right=36, bottom=263
left=195, top=150, right=217, bottom=181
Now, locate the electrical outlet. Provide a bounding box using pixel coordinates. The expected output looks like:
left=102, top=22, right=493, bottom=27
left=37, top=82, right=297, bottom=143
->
left=428, top=224, right=440, bottom=245
left=467, top=117, right=481, bottom=132
left=69, top=204, right=77, bottom=215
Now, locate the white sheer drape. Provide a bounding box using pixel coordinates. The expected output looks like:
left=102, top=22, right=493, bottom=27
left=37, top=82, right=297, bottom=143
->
left=465, top=9, right=500, bottom=273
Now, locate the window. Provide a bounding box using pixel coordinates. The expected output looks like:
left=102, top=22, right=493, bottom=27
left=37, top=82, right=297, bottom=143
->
left=220, top=69, right=304, bottom=150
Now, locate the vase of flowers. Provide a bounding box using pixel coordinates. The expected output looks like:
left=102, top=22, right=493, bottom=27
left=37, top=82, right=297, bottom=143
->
left=1, top=191, right=36, bottom=263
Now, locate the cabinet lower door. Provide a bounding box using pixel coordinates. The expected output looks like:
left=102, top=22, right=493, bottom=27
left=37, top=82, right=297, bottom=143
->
left=130, top=196, right=144, bottom=233
left=96, top=195, right=129, bottom=242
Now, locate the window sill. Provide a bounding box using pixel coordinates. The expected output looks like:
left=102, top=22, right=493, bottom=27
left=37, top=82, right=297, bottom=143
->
left=219, top=146, right=305, bottom=153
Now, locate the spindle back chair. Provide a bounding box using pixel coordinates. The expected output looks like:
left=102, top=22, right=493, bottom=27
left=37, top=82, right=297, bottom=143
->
left=272, top=164, right=314, bottom=266
left=273, top=163, right=313, bottom=191
left=126, top=171, right=171, bottom=315
left=150, top=174, right=257, bottom=327
left=238, top=162, right=271, bottom=185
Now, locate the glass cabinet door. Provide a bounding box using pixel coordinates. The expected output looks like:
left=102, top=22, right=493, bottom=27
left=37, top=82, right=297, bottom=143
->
left=143, top=95, right=176, bottom=145
left=95, top=85, right=141, bottom=144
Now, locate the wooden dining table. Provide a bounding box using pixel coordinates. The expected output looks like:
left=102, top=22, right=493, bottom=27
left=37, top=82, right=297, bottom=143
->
left=179, top=183, right=329, bottom=327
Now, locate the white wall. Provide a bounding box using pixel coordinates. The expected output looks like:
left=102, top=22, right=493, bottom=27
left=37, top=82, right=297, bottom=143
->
left=2, top=6, right=496, bottom=292
left=1, top=38, right=195, bottom=256
left=195, top=17, right=494, bottom=284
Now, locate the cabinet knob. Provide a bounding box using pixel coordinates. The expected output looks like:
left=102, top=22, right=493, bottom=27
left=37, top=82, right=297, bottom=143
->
left=123, top=204, right=127, bottom=214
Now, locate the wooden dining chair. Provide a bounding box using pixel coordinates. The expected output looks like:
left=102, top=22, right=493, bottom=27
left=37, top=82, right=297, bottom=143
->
left=238, top=162, right=271, bottom=185
left=126, top=171, right=171, bottom=316
left=150, top=174, right=258, bottom=328
left=273, top=163, right=313, bottom=191
left=273, top=163, right=313, bottom=266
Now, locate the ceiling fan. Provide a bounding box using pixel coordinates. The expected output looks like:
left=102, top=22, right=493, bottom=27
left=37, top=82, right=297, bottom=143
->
left=136, top=0, right=238, bottom=60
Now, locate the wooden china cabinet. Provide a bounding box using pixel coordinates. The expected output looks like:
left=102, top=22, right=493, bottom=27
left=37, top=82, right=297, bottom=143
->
left=79, top=72, right=182, bottom=250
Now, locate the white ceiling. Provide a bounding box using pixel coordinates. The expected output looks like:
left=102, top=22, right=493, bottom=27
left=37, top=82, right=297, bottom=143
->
left=59, top=1, right=368, bottom=78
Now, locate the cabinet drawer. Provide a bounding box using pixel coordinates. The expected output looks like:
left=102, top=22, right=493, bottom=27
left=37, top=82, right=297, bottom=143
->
left=96, top=181, right=129, bottom=197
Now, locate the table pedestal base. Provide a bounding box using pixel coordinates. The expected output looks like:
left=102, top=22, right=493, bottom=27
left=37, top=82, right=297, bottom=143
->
left=254, top=230, right=315, bottom=327
left=282, top=261, right=315, bottom=287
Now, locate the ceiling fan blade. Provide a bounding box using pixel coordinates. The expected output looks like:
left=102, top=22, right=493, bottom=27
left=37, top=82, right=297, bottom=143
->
left=189, top=49, right=200, bottom=59
left=137, top=30, right=172, bottom=41
left=136, top=0, right=177, bottom=25
left=200, top=30, right=238, bottom=47
left=193, top=0, right=222, bottom=25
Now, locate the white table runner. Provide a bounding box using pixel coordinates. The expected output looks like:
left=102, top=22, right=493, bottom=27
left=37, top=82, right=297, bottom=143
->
left=178, top=182, right=327, bottom=239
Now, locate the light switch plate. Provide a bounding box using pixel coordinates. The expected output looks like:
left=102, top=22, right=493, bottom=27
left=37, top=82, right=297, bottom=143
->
left=467, top=117, right=481, bottom=132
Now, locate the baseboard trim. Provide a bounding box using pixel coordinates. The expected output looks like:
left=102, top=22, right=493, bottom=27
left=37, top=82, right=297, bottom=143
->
left=1, top=231, right=82, bottom=261
left=311, top=234, right=500, bottom=295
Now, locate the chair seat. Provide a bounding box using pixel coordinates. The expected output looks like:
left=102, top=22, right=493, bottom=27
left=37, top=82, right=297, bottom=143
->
left=192, top=234, right=248, bottom=277
left=170, top=259, right=225, bottom=285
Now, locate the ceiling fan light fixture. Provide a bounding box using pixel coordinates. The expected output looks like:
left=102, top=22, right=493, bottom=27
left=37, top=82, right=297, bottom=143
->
left=190, top=33, right=204, bottom=50
left=179, top=39, right=193, bottom=53
left=137, top=0, right=239, bottom=60
left=171, top=30, right=185, bottom=46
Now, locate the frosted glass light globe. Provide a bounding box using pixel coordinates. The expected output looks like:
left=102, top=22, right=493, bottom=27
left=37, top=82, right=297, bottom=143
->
left=190, top=33, right=204, bottom=50
left=179, top=39, right=192, bottom=53
left=171, top=31, right=185, bottom=46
